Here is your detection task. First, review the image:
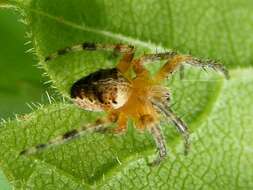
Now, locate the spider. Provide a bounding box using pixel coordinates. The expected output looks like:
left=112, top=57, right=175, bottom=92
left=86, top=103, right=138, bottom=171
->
left=20, top=42, right=229, bottom=165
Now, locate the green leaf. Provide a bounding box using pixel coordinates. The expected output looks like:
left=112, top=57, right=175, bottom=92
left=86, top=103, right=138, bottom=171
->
left=1, top=0, right=253, bottom=189
left=0, top=8, right=48, bottom=189
left=0, top=9, right=46, bottom=119
left=0, top=0, right=9, bottom=7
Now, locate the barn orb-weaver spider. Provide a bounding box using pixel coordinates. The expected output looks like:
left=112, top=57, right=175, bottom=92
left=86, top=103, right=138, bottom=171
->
left=20, top=42, right=229, bottom=165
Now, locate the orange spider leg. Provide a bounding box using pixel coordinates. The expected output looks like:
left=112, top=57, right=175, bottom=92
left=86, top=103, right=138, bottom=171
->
left=132, top=58, right=149, bottom=76
left=155, top=55, right=191, bottom=81
left=116, top=46, right=135, bottom=75
left=113, top=112, right=128, bottom=133
left=130, top=51, right=178, bottom=77
left=125, top=52, right=228, bottom=82
left=155, top=54, right=229, bottom=81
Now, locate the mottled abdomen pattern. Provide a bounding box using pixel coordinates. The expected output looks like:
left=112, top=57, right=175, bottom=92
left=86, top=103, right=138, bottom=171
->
left=70, top=68, right=132, bottom=111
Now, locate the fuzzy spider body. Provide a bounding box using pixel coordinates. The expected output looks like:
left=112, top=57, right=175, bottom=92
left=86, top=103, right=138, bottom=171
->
left=20, top=42, right=229, bottom=166
left=71, top=68, right=131, bottom=111
left=112, top=72, right=167, bottom=131
left=71, top=65, right=170, bottom=132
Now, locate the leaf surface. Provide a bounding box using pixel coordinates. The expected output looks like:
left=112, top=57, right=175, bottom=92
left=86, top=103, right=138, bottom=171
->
left=0, top=9, right=46, bottom=119
left=1, top=0, right=253, bottom=189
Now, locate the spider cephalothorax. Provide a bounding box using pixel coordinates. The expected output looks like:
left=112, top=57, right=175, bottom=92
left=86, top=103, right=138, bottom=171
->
left=20, top=42, right=228, bottom=165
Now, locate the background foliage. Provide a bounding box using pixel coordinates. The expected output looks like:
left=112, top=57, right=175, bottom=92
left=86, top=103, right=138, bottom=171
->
left=0, top=0, right=253, bottom=189
left=0, top=8, right=47, bottom=190
left=0, top=9, right=46, bottom=119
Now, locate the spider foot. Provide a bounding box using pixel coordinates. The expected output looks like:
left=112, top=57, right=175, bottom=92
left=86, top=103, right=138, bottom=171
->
left=192, top=57, right=230, bottom=79
left=148, top=124, right=167, bottom=166
left=148, top=151, right=167, bottom=166
left=183, top=133, right=190, bottom=156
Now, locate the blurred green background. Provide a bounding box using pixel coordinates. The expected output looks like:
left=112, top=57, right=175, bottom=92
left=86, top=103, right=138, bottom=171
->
left=0, top=9, right=47, bottom=189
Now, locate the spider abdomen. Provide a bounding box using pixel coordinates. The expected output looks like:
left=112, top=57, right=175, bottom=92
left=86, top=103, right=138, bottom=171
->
left=70, top=68, right=132, bottom=111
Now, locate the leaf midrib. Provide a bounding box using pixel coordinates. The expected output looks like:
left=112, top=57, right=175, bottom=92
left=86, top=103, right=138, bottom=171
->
left=26, top=4, right=244, bottom=67
left=16, top=2, right=172, bottom=53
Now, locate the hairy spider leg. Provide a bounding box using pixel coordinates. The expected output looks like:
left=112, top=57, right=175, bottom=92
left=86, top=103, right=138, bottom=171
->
left=44, top=42, right=135, bottom=62
left=139, top=51, right=178, bottom=63
left=130, top=51, right=178, bottom=76
left=45, top=42, right=135, bottom=78
left=111, top=112, right=128, bottom=133
left=124, top=52, right=228, bottom=82
left=115, top=46, right=135, bottom=75
left=112, top=52, right=178, bottom=164
left=148, top=124, right=167, bottom=166
left=19, top=118, right=111, bottom=156
left=152, top=100, right=190, bottom=155
left=134, top=52, right=228, bottom=156
left=155, top=54, right=229, bottom=81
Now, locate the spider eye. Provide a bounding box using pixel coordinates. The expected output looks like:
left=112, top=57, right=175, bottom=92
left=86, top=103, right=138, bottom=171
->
left=165, top=92, right=170, bottom=101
